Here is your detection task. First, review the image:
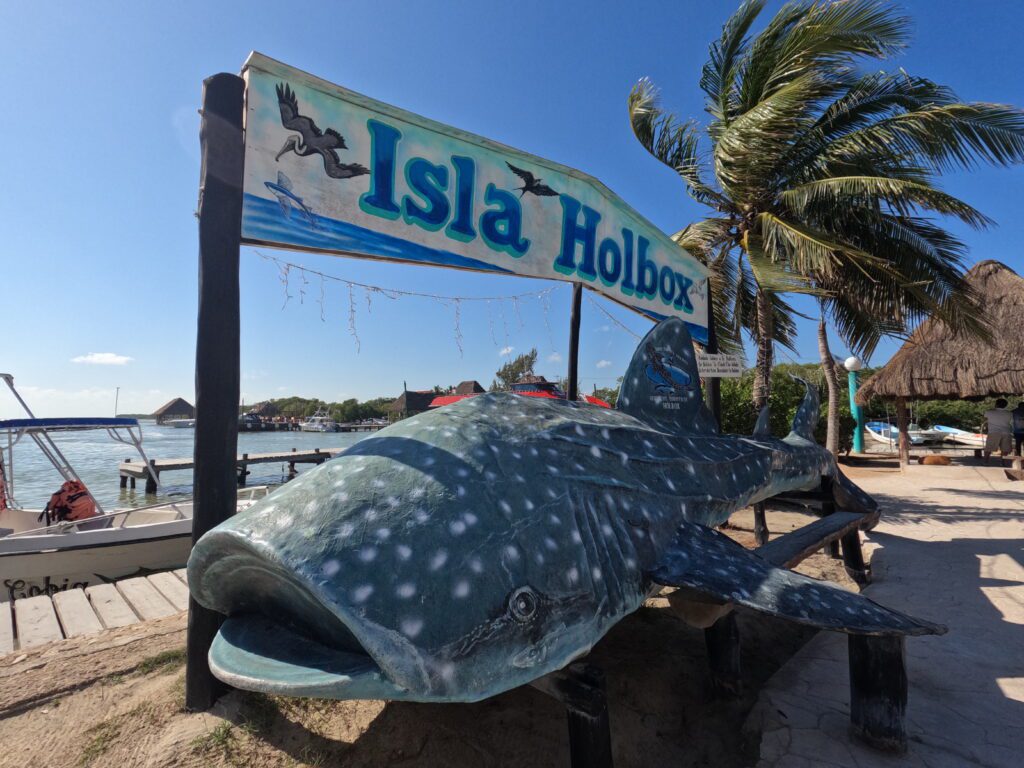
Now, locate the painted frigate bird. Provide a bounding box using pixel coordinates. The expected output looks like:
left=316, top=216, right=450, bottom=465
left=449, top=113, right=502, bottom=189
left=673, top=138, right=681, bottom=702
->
left=506, top=162, right=559, bottom=197
left=275, top=83, right=369, bottom=179
left=188, top=318, right=944, bottom=704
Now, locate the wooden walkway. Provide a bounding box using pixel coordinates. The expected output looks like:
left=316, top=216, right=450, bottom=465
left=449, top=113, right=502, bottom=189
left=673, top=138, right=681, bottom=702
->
left=1, top=570, right=189, bottom=654
left=119, top=447, right=344, bottom=492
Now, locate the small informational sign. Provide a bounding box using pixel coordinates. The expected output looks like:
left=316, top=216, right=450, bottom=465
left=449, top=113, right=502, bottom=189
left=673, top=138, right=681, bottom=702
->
left=240, top=53, right=710, bottom=343
left=696, top=354, right=745, bottom=378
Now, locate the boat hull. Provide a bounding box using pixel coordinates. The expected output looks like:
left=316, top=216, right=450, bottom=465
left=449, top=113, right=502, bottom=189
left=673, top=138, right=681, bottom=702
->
left=0, top=521, right=191, bottom=602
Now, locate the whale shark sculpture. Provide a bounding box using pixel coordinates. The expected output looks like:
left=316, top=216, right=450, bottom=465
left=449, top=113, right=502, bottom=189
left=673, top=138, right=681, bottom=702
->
left=188, top=318, right=943, bottom=703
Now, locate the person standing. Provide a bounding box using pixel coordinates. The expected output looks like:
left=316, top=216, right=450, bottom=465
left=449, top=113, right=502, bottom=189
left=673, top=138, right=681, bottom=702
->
left=984, top=398, right=1014, bottom=463
left=1013, top=401, right=1024, bottom=457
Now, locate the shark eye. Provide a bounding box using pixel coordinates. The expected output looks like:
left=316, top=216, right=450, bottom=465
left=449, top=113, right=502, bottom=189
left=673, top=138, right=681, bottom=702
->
left=508, top=587, right=538, bottom=622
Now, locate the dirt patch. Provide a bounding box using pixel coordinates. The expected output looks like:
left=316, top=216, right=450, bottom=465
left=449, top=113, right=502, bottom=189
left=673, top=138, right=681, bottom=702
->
left=0, top=510, right=861, bottom=768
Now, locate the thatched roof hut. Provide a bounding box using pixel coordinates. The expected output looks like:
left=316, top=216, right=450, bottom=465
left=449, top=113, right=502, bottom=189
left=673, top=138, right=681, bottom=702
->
left=152, top=397, right=194, bottom=424
left=856, top=260, right=1024, bottom=404
left=250, top=400, right=280, bottom=417
left=454, top=380, right=485, bottom=395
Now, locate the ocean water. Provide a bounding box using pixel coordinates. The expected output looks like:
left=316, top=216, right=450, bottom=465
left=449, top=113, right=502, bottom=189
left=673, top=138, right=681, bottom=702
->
left=1, top=421, right=368, bottom=511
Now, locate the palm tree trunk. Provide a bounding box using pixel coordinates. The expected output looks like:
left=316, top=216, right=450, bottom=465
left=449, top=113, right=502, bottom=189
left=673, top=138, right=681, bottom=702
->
left=817, top=317, right=841, bottom=454
left=753, top=288, right=774, bottom=413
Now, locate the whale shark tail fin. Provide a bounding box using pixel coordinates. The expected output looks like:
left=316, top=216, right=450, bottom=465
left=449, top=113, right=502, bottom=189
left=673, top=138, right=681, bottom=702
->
left=650, top=519, right=944, bottom=636
left=787, top=376, right=819, bottom=442
left=617, top=317, right=718, bottom=434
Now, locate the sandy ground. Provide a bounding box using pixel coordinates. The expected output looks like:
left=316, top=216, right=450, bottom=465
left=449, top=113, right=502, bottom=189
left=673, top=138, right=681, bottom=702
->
left=749, top=461, right=1024, bottom=767
left=0, top=508, right=859, bottom=768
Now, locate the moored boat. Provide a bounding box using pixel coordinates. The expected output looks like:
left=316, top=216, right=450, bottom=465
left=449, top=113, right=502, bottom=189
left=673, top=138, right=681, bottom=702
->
left=934, top=425, right=986, bottom=447
left=0, top=374, right=270, bottom=601
left=299, top=407, right=339, bottom=432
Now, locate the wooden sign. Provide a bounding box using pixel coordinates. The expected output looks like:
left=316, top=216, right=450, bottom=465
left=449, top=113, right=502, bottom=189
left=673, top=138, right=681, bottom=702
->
left=696, top=353, right=745, bottom=378
left=240, top=53, right=710, bottom=343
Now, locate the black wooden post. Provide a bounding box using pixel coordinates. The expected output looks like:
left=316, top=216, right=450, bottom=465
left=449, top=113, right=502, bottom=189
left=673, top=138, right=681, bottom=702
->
left=567, top=282, right=583, bottom=401
left=848, top=634, right=907, bottom=752
left=530, top=663, right=613, bottom=768
left=753, top=501, right=769, bottom=546
left=145, top=460, right=158, bottom=495
left=841, top=529, right=870, bottom=585
left=704, top=611, right=742, bottom=696
left=705, top=286, right=721, bottom=429
left=185, top=72, right=245, bottom=713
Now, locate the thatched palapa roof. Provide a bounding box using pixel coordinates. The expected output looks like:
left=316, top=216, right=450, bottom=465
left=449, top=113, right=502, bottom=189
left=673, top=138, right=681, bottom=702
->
left=856, top=260, right=1024, bottom=404
left=249, top=400, right=280, bottom=417
left=152, top=397, right=194, bottom=419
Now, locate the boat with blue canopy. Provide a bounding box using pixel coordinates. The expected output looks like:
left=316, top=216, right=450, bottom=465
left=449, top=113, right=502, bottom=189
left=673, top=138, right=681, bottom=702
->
left=0, top=374, right=266, bottom=602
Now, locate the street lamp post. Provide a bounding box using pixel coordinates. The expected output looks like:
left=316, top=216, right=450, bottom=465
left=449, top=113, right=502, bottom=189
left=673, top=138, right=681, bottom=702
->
left=845, top=356, right=864, bottom=454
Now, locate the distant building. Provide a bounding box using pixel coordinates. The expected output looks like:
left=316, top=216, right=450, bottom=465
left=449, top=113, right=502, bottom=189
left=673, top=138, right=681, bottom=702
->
left=389, top=389, right=436, bottom=421
left=454, top=380, right=485, bottom=395
left=152, top=397, right=195, bottom=425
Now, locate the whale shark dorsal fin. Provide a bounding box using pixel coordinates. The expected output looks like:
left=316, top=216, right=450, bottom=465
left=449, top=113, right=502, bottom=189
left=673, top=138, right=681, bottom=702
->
left=788, top=376, right=819, bottom=441
left=753, top=406, right=771, bottom=437
left=617, top=318, right=715, bottom=434
left=277, top=171, right=293, bottom=191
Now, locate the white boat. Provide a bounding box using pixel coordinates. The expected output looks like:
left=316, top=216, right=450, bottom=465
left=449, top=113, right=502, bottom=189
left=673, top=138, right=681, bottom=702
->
left=299, top=407, right=339, bottom=432
left=934, top=425, right=986, bottom=448
left=865, top=421, right=948, bottom=447
left=166, top=418, right=196, bottom=428
left=0, top=374, right=269, bottom=601
left=0, top=488, right=267, bottom=602
left=865, top=421, right=925, bottom=446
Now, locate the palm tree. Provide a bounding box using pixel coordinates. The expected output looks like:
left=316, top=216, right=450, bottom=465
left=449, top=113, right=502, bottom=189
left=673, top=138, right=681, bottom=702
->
left=629, top=0, right=1024, bottom=445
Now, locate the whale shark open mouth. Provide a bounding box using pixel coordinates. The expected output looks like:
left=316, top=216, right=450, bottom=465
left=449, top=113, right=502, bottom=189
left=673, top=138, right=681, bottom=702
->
left=190, top=535, right=415, bottom=700
left=209, top=614, right=410, bottom=700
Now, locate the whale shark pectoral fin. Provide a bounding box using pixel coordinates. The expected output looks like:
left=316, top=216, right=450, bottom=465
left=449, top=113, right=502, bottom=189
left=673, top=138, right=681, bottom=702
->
left=277, top=195, right=292, bottom=218
left=648, top=520, right=945, bottom=636
left=209, top=615, right=411, bottom=701
left=788, top=376, right=819, bottom=441
left=753, top=406, right=771, bottom=437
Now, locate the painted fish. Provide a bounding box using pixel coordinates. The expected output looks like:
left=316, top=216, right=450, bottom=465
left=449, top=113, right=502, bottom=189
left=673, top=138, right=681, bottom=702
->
left=264, top=171, right=318, bottom=228
left=188, top=318, right=943, bottom=703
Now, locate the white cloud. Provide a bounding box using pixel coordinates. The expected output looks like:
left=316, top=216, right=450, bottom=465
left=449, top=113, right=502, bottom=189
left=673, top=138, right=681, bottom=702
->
left=71, top=352, right=133, bottom=366
left=547, top=352, right=563, bottom=363
left=277, top=386, right=289, bottom=392
left=499, top=346, right=515, bottom=357
left=596, top=359, right=613, bottom=369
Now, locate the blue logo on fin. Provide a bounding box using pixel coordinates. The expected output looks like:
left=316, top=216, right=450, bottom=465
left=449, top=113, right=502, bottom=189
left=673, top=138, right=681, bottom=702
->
left=644, top=343, right=692, bottom=394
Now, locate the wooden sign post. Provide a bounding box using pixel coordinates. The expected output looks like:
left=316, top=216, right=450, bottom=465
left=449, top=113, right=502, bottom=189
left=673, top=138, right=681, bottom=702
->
left=186, top=72, right=246, bottom=712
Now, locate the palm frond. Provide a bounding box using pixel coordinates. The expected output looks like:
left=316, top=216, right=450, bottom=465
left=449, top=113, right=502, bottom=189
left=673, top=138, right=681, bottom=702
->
left=701, top=0, right=767, bottom=124
left=628, top=79, right=725, bottom=207
left=829, top=102, right=1024, bottom=172
left=781, top=176, right=993, bottom=228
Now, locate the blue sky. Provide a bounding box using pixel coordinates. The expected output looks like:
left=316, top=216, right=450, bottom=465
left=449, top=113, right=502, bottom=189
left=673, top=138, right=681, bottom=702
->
left=2, top=1, right=1022, bottom=417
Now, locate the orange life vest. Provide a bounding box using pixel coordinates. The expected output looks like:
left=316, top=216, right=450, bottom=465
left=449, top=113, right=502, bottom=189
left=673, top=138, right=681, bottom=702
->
left=42, top=480, right=97, bottom=523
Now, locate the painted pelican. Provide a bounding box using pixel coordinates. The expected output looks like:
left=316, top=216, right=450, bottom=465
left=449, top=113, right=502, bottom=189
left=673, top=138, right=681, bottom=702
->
left=275, top=83, right=369, bottom=180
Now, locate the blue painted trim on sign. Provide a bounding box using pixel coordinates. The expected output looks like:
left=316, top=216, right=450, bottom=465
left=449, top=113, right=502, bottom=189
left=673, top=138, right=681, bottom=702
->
left=242, top=195, right=513, bottom=275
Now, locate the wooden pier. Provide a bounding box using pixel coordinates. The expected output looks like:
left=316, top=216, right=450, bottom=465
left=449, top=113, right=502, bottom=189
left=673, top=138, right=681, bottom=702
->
left=1, top=569, right=190, bottom=654
left=119, top=447, right=343, bottom=493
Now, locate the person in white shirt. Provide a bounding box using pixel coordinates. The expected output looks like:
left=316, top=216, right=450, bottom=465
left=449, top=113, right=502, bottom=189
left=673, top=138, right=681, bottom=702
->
left=984, top=398, right=1014, bottom=461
